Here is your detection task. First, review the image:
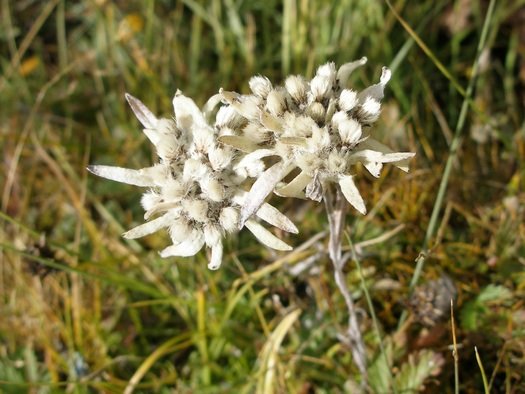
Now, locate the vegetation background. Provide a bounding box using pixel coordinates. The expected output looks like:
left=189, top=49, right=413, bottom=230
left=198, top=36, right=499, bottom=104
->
left=1, top=0, right=524, bottom=392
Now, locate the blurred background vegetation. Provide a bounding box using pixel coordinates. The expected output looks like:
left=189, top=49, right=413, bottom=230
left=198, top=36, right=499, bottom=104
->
left=1, top=0, right=524, bottom=392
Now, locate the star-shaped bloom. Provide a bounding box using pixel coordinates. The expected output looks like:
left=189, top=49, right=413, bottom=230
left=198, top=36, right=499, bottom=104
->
left=215, top=58, right=415, bottom=223
left=89, top=92, right=297, bottom=270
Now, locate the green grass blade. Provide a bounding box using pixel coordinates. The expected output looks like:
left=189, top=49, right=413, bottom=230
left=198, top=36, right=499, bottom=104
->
left=475, top=346, right=490, bottom=394
left=406, top=0, right=497, bottom=295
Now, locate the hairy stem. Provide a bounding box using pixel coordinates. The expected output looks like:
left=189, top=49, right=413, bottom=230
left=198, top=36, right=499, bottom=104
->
left=323, top=184, right=367, bottom=389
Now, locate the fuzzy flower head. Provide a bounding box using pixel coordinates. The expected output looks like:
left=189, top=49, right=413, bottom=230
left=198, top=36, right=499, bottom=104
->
left=88, top=92, right=297, bottom=270
left=216, top=58, right=415, bottom=223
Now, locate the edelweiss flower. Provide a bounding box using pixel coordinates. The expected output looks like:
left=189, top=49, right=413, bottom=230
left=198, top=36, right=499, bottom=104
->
left=88, top=92, right=297, bottom=270
left=216, top=58, right=415, bottom=223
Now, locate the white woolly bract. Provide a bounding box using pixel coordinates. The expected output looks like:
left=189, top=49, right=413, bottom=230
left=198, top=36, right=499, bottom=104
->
left=87, top=165, right=163, bottom=187
left=357, top=66, right=391, bottom=103
left=275, top=171, right=311, bottom=198
left=125, top=93, right=158, bottom=129
left=169, top=220, right=192, bottom=243
left=215, top=105, right=245, bottom=129
left=245, top=220, right=292, bottom=251
left=173, top=90, right=208, bottom=130
left=160, top=230, right=205, bottom=257
left=123, top=211, right=178, bottom=239
left=218, top=135, right=257, bottom=153
left=239, top=161, right=291, bottom=228
left=203, top=224, right=222, bottom=247
left=359, top=138, right=413, bottom=172
left=339, top=175, right=366, bottom=215
left=161, top=179, right=186, bottom=202
left=336, top=57, right=367, bottom=86
left=208, top=242, right=223, bottom=270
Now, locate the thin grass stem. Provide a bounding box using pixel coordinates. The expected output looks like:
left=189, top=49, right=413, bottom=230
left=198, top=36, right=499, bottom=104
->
left=475, top=346, right=490, bottom=394
left=451, top=300, right=459, bottom=394
left=403, top=0, right=497, bottom=309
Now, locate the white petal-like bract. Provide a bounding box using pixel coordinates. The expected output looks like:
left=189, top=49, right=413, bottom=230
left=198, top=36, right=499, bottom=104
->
left=173, top=90, right=208, bottom=128
left=208, top=242, right=223, bottom=270
left=359, top=138, right=415, bottom=172
left=160, top=231, right=205, bottom=257
left=256, top=203, right=299, bottom=234
left=125, top=93, right=158, bottom=129
left=275, top=171, right=311, bottom=198
left=123, top=211, right=178, bottom=239
left=357, top=66, right=391, bottom=103
left=218, top=135, right=258, bottom=153
left=245, top=220, right=292, bottom=251
left=87, top=165, right=158, bottom=187
left=239, top=161, right=291, bottom=228
left=339, top=175, right=367, bottom=215
left=336, top=57, right=367, bottom=86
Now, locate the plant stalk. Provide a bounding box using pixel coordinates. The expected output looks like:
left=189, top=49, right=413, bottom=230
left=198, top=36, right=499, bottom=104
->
left=323, top=184, right=367, bottom=390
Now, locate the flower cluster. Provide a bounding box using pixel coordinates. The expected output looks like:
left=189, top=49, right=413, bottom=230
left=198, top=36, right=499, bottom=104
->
left=88, top=91, right=297, bottom=269
left=89, top=58, right=415, bottom=269
left=217, top=58, right=415, bottom=224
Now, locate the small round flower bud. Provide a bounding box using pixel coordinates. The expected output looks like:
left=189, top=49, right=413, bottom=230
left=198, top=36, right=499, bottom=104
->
left=266, top=89, right=287, bottom=117
left=310, top=75, right=331, bottom=101
left=332, top=111, right=362, bottom=145
left=208, top=146, right=233, bottom=171
left=249, top=75, right=273, bottom=98
left=339, top=89, right=358, bottom=112
left=327, top=151, right=347, bottom=174
left=183, top=199, right=209, bottom=223
left=296, top=152, right=322, bottom=174
left=215, top=105, right=246, bottom=130
left=244, top=158, right=265, bottom=178
left=156, top=134, right=181, bottom=161
left=357, top=97, right=381, bottom=123
left=202, top=177, right=224, bottom=202
left=306, top=102, right=325, bottom=124
left=219, top=206, right=240, bottom=233
left=243, top=123, right=270, bottom=144
left=162, top=179, right=186, bottom=201
left=285, top=75, right=308, bottom=105
left=183, top=159, right=207, bottom=182
left=141, top=191, right=162, bottom=211
left=316, top=62, right=337, bottom=80
left=283, top=114, right=316, bottom=138
left=169, top=219, right=192, bottom=243
left=362, top=97, right=381, bottom=115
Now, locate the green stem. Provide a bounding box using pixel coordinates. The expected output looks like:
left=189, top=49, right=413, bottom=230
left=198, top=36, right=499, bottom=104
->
left=406, top=0, right=497, bottom=297
left=475, top=346, right=490, bottom=394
